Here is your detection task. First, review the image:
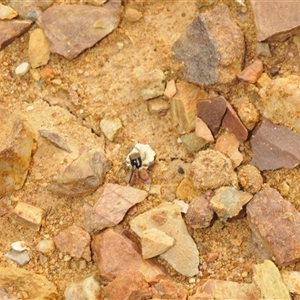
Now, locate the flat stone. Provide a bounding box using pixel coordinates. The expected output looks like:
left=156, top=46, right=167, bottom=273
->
left=189, top=291, right=214, bottom=300
left=171, top=81, right=208, bottom=132
left=37, top=0, right=121, bottom=59
left=152, top=279, right=188, bottom=300
left=210, top=187, right=252, bottom=221
left=50, top=149, right=111, bottom=197
left=141, top=228, right=175, bottom=259
left=100, top=117, right=122, bottom=141
left=173, top=5, right=244, bottom=85
left=12, top=202, right=44, bottom=231
left=15, top=62, right=30, bottom=76
left=54, top=225, right=91, bottom=261
left=0, top=108, right=34, bottom=197
left=237, top=164, right=263, bottom=194
left=195, top=117, right=214, bottom=143
left=237, top=59, right=263, bottom=84
left=130, top=202, right=199, bottom=277
left=0, top=20, right=33, bottom=50
left=250, top=118, right=300, bottom=170
left=64, top=274, right=102, bottom=300
left=103, top=271, right=152, bottom=300
left=180, top=132, right=207, bottom=153
left=253, top=260, right=291, bottom=299
left=197, top=96, right=227, bottom=136
left=147, top=99, right=169, bottom=115
left=215, top=132, right=243, bottom=168
left=247, top=188, right=300, bottom=265
left=0, top=4, right=18, bottom=19
left=0, top=267, right=58, bottom=299
left=256, top=42, right=272, bottom=57
left=85, top=183, right=147, bottom=232
left=189, top=149, right=238, bottom=190
left=138, top=69, right=166, bottom=100
left=5, top=250, right=30, bottom=266
left=39, top=129, right=71, bottom=153
left=92, top=227, right=167, bottom=283
left=222, top=101, right=248, bottom=142
left=250, top=0, right=300, bottom=41
left=281, top=270, right=300, bottom=294
left=196, top=279, right=260, bottom=299
left=164, top=79, right=177, bottom=99
left=186, top=195, right=214, bottom=229
left=28, top=28, right=50, bottom=68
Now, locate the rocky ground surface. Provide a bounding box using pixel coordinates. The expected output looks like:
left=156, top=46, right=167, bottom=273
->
left=2, top=0, right=300, bottom=299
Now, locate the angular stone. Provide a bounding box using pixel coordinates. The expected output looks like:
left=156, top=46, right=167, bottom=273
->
left=235, top=100, right=260, bottom=131
left=54, top=225, right=91, bottom=261
left=259, top=75, right=300, bottom=134
left=103, top=271, right=152, bottom=300
left=12, top=202, right=44, bottom=231
left=28, top=28, right=50, bottom=68
left=64, top=274, right=102, bottom=300
left=250, top=118, right=300, bottom=170
left=281, top=270, right=300, bottom=294
left=210, top=187, right=252, bottom=221
left=164, top=79, right=177, bottom=99
left=237, top=164, right=263, bottom=194
left=189, top=149, right=238, bottom=190
left=195, top=117, right=214, bottom=143
left=181, top=132, right=207, bottom=153
left=222, top=101, right=248, bottom=142
left=176, top=178, right=198, bottom=200
left=39, top=129, right=71, bottom=153
left=93, top=228, right=167, bottom=283
left=189, top=291, right=214, bottom=300
left=186, top=195, right=214, bottom=229
left=130, top=202, right=199, bottom=277
left=50, top=149, right=111, bottom=197
left=0, top=4, right=18, bottom=19
left=237, top=59, right=263, bottom=84
left=0, top=20, right=33, bottom=50
left=173, top=5, right=244, bottom=85
left=197, top=96, right=227, bottom=136
left=147, top=99, right=169, bottom=115
left=171, top=81, right=208, bottom=132
left=196, top=279, right=260, bottom=299
left=256, top=42, right=271, bottom=57
left=253, top=260, right=291, bottom=299
left=138, top=69, right=166, bottom=100
left=100, top=117, right=122, bottom=141
left=37, top=0, right=121, bottom=59
left=247, top=188, right=300, bottom=265
left=141, top=228, right=175, bottom=259
left=250, top=0, right=300, bottom=41
left=215, top=132, right=243, bottom=168
left=152, top=279, right=188, bottom=300
left=5, top=250, right=30, bottom=267
left=0, top=267, right=58, bottom=300
left=0, top=109, right=34, bottom=197
left=86, top=183, right=147, bottom=232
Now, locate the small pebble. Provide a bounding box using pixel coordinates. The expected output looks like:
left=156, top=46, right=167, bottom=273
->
left=36, top=239, right=56, bottom=256
left=269, top=66, right=280, bottom=77
left=15, top=62, right=30, bottom=76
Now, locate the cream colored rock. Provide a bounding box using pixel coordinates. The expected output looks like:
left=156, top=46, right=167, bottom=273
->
left=35, top=239, right=56, bottom=256
left=282, top=270, right=300, bottom=294
left=164, top=79, right=177, bottom=99
left=195, top=117, right=214, bottom=142
left=100, top=117, right=122, bottom=141
left=15, top=62, right=30, bottom=75
left=147, top=99, right=169, bottom=114
left=28, top=28, right=51, bottom=68
left=130, top=202, right=199, bottom=277
left=141, top=228, right=175, bottom=259
left=124, top=7, right=142, bottom=22
left=0, top=4, right=18, bottom=19
left=0, top=267, right=58, bottom=300
left=11, top=202, right=44, bottom=231
left=253, top=260, right=291, bottom=300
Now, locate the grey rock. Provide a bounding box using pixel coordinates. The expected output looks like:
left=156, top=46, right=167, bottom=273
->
left=256, top=42, right=272, bottom=57
left=250, top=118, right=300, bottom=170
left=173, top=5, right=244, bottom=85
left=39, top=129, right=71, bottom=153
left=5, top=250, right=30, bottom=267
left=37, top=0, right=121, bottom=59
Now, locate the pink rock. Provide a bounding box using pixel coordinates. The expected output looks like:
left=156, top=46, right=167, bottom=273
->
left=0, top=20, right=33, bottom=50
left=92, top=228, right=167, bottom=283
left=152, top=279, right=188, bottom=300
left=38, top=0, right=121, bottom=59
left=237, top=59, right=263, bottom=84
left=195, top=117, right=214, bottom=143
left=103, top=271, right=153, bottom=300
left=247, top=188, right=300, bottom=265
left=54, top=225, right=91, bottom=261
left=250, top=0, right=300, bottom=41
left=85, top=183, right=148, bottom=232
left=207, top=252, right=219, bottom=263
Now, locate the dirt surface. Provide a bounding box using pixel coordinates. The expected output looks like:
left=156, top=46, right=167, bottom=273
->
left=1, top=0, right=300, bottom=299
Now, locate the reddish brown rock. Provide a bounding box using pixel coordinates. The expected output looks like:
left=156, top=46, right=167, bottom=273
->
left=250, top=0, right=300, bottom=41
left=237, top=59, right=263, bottom=84
left=92, top=228, right=167, bottom=283
left=0, top=20, right=33, bottom=50
left=37, top=0, right=121, bottom=59
left=197, top=97, right=227, bottom=136
left=152, top=279, right=188, bottom=300
left=103, top=271, right=152, bottom=300
left=186, top=195, right=214, bottom=229
left=54, top=225, right=91, bottom=261
left=173, top=5, right=244, bottom=85
left=247, top=188, right=300, bottom=265
left=250, top=118, right=300, bottom=170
